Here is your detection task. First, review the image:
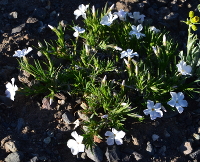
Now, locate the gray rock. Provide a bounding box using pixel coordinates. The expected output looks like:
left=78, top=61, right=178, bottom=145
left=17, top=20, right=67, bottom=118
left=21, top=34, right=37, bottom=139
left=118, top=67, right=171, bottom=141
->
left=62, top=111, right=75, bottom=124
left=179, top=141, right=193, bottom=155
left=11, top=24, right=25, bottom=34
left=85, top=145, right=103, bottom=162
left=32, top=8, right=47, bottom=20
left=77, top=110, right=89, bottom=121
left=105, top=145, right=120, bottom=162
left=43, top=137, right=51, bottom=144
left=8, top=12, right=18, bottom=19
left=146, top=141, right=154, bottom=155
left=4, top=151, right=24, bottom=162
left=132, top=151, right=143, bottom=161
left=29, top=156, right=38, bottom=162
left=189, top=149, right=200, bottom=160
left=4, top=141, right=18, bottom=152
left=152, top=134, right=159, bottom=141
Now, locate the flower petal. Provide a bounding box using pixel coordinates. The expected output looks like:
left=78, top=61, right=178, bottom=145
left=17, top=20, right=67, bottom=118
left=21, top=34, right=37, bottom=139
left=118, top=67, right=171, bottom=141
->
left=137, top=24, right=143, bottom=32
left=154, top=103, right=161, bottom=109
left=178, top=99, right=188, bottom=107
left=115, top=138, right=123, bottom=145
left=71, top=131, right=79, bottom=141
left=105, top=131, right=113, bottom=136
left=150, top=110, right=163, bottom=120
left=185, top=65, right=192, bottom=74
left=73, top=32, right=79, bottom=37
left=112, top=128, right=118, bottom=135
left=74, top=10, right=82, bottom=19
left=106, top=137, right=114, bottom=145
left=147, top=100, right=154, bottom=109
left=170, top=92, right=177, bottom=100
left=67, top=139, right=77, bottom=149
left=115, top=130, right=125, bottom=139
left=78, top=144, right=85, bottom=153
left=175, top=105, right=184, bottom=113
left=177, top=92, right=184, bottom=100
left=143, top=108, right=152, bottom=115
left=167, top=99, right=176, bottom=107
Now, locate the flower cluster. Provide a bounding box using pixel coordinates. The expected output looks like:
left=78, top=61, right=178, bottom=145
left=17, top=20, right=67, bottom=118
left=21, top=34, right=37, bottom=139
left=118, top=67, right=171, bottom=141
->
left=143, top=92, right=188, bottom=120
left=67, top=129, right=126, bottom=155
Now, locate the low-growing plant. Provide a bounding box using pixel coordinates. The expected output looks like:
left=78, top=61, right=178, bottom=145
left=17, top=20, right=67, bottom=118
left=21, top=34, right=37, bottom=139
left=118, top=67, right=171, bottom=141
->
left=9, top=3, right=200, bottom=151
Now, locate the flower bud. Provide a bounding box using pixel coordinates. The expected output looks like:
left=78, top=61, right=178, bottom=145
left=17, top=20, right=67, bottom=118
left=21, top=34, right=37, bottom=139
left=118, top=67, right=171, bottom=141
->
left=191, top=16, right=200, bottom=23
left=189, top=11, right=194, bottom=18
left=101, top=75, right=107, bottom=84
left=163, top=34, right=166, bottom=46
left=92, top=5, right=96, bottom=17
left=191, top=24, right=198, bottom=31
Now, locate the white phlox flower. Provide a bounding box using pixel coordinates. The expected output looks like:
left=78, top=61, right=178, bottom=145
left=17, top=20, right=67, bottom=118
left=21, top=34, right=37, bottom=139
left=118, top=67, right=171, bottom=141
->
left=74, top=4, right=89, bottom=19
left=128, top=12, right=145, bottom=23
left=149, top=26, right=160, bottom=33
left=129, top=24, right=145, bottom=39
left=13, top=47, right=33, bottom=57
left=67, top=131, right=85, bottom=155
left=114, top=9, right=127, bottom=21
left=143, top=100, right=163, bottom=120
left=100, top=12, right=118, bottom=26
left=176, top=60, right=192, bottom=75
left=120, top=49, right=139, bottom=59
left=167, top=92, right=188, bottom=114
left=72, top=26, right=85, bottom=37
left=105, top=128, right=126, bottom=145
left=5, top=78, right=18, bottom=101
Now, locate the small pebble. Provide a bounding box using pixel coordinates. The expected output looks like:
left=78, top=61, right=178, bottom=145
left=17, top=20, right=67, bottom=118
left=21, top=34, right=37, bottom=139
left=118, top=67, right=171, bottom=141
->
left=152, top=134, right=159, bottom=141
left=43, top=137, right=51, bottom=144
left=193, top=133, right=200, bottom=140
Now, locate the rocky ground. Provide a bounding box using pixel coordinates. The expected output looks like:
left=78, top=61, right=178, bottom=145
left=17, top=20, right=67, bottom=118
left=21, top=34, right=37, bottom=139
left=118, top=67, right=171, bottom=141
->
left=1, top=0, right=200, bottom=162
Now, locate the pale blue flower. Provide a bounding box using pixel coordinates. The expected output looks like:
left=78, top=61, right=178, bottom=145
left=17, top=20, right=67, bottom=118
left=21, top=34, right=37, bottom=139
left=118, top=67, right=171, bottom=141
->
left=167, top=92, right=188, bottom=114
left=100, top=12, right=118, bottom=26
left=129, top=24, right=145, bottom=39
left=176, top=60, right=192, bottom=75
left=128, top=12, right=145, bottom=23
left=5, top=78, right=18, bottom=101
left=13, top=47, right=32, bottom=57
left=72, top=26, right=85, bottom=37
left=120, top=49, right=139, bottom=59
left=74, top=4, right=89, bottom=19
left=114, top=9, right=127, bottom=21
left=105, top=128, right=126, bottom=145
left=143, top=100, right=163, bottom=120
left=149, top=26, right=160, bottom=33
left=67, top=131, right=85, bottom=155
